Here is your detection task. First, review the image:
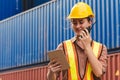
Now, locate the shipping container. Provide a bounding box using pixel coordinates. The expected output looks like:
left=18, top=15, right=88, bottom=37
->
left=0, top=0, right=120, bottom=70
left=0, top=66, right=48, bottom=80
left=22, top=0, right=33, bottom=10
left=102, top=53, right=120, bottom=80
left=0, top=53, right=120, bottom=80
left=0, top=0, right=23, bottom=21
left=22, top=0, right=51, bottom=11
left=33, top=0, right=50, bottom=7
left=0, top=65, right=63, bottom=80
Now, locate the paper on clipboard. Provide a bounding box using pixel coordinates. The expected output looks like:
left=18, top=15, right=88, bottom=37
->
left=48, top=50, right=69, bottom=70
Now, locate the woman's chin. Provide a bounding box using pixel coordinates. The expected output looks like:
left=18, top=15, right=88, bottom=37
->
left=76, top=34, right=80, bottom=37
left=76, top=33, right=81, bottom=36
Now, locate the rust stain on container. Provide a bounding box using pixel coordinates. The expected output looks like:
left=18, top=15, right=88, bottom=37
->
left=115, top=70, right=119, bottom=76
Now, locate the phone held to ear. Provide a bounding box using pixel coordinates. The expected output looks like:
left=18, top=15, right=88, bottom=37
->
left=86, top=26, right=91, bottom=33
left=78, top=26, right=91, bottom=38
left=83, top=26, right=91, bottom=34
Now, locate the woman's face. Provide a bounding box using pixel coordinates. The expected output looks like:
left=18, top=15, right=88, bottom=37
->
left=71, top=18, right=92, bottom=36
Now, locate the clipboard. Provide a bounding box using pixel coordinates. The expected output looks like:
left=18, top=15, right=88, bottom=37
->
left=48, top=50, right=69, bottom=70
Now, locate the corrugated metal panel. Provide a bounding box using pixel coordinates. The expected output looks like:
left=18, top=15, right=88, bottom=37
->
left=0, top=65, right=62, bottom=80
left=102, top=53, right=120, bottom=80
left=22, top=0, right=33, bottom=10
left=22, top=0, right=51, bottom=10
left=91, top=0, right=120, bottom=49
left=33, top=0, right=50, bottom=7
left=0, top=0, right=23, bottom=21
left=0, top=66, right=48, bottom=80
left=0, top=53, right=120, bottom=80
left=0, top=0, right=120, bottom=70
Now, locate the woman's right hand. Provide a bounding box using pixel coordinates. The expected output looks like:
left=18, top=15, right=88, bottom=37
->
left=47, top=59, right=62, bottom=80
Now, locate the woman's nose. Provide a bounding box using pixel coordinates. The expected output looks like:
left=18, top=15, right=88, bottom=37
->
left=76, top=23, right=82, bottom=28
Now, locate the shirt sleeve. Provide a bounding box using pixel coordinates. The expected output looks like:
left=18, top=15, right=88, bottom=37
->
left=56, top=43, right=64, bottom=50
left=98, top=45, right=108, bottom=74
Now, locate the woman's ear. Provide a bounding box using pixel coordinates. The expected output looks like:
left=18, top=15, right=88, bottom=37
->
left=88, top=20, right=92, bottom=26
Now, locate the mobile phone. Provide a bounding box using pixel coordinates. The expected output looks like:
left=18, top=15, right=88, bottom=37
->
left=86, top=26, right=91, bottom=33
left=79, top=26, right=92, bottom=38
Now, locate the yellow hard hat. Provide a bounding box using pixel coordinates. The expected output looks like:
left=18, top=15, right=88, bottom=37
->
left=67, top=2, right=94, bottom=19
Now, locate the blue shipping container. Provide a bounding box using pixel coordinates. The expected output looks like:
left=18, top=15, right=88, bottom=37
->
left=22, top=0, right=50, bottom=11
left=0, top=0, right=22, bottom=21
left=0, top=0, right=120, bottom=70
left=33, top=0, right=50, bottom=7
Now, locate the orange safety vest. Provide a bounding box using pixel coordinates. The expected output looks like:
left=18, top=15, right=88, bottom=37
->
left=63, top=40, right=102, bottom=80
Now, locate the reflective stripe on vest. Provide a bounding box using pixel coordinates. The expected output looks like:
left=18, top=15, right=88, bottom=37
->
left=64, top=40, right=102, bottom=80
